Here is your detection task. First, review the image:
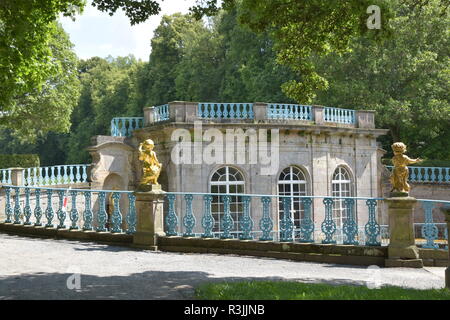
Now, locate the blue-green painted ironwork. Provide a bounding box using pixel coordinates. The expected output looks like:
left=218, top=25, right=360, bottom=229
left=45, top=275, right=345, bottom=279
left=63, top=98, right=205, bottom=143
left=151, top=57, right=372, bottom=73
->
left=420, top=201, right=439, bottom=249
left=69, top=190, right=78, bottom=230
left=2, top=185, right=136, bottom=233
left=280, top=197, right=294, bottom=242
left=34, top=189, right=42, bottom=226
left=220, top=195, right=234, bottom=239
left=386, top=166, right=450, bottom=184
left=259, top=197, right=273, bottom=241
left=96, top=192, right=108, bottom=232
left=182, top=194, right=195, bottom=237
left=154, top=104, right=170, bottom=122
left=198, top=103, right=254, bottom=120
left=23, top=188, right=32, bottom=225
left=56, top=190, right=66, bottom=229
left=201, top=195, right=214, bottom=238
left=165, top=194, right=178, bottom=236
left=365, top=199, right=381, bottom=246
left=323, top=107, right=355, bottom=124
left=45, top=189, right=54, bottom=227
left=299, top=197, right=314, bottom=243
left=83, top=191, right=93, bottom=231
left=22, top=165, right=91, bottom=186
left=4, top=187, right=12, bottom=223
left=111, top=192, right=122, bottom=233
left=111, top=117, right=144, bottom=137
left=126, top=193, right=136, bottom=234
left=1, top=169, right=12, bottom=184
left=343, top=198, right=358, bottom=245
left=13, top=187, right=21, bottom=224
left=239, top=196, right=253, bottom=240
left=321, top=198, right=337, bottom=244
left=2, top=185, right=446, bottom=249
left=267, top=104, right=312, bottom=121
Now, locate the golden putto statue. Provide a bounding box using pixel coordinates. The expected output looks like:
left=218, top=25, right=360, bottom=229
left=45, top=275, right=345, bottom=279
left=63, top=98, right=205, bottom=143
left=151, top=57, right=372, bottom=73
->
left=390, top=142, right=422, bottom=194
left=138, top=138, right=162, bottom=185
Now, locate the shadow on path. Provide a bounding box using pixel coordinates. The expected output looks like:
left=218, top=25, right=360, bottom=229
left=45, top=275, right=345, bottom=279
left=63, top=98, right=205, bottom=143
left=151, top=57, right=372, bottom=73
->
left=0, top=270, right=369, bottom=300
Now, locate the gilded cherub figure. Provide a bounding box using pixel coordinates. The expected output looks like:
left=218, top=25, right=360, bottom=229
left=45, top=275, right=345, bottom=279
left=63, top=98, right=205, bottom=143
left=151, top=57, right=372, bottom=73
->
left=390, top=142, right=422, bottom=194
left=138, top=139, right=162, bottom=185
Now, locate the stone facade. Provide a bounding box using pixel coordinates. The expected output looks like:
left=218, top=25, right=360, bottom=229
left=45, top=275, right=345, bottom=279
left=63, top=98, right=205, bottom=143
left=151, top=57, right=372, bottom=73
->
left=89, top=101, right=389, bottom=240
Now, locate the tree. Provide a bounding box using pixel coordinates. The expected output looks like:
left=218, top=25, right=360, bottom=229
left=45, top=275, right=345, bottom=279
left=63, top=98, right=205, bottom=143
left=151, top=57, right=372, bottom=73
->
left=66, top=55, right=143, bottom=164
left=144, top=13, right=206, bottom=106
left=313, top=0, right=449, bottom=159
left=0, top=22, right=80, bottom=141
left=191, top=0, right=448, bottom=103
left=0, top=0, right=163, bottom=120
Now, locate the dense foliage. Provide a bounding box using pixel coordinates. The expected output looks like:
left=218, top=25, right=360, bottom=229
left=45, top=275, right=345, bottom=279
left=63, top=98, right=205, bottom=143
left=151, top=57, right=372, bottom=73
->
left=0, top=154, right=40, bottom=169
left=0, top=1, right=448, bottom=166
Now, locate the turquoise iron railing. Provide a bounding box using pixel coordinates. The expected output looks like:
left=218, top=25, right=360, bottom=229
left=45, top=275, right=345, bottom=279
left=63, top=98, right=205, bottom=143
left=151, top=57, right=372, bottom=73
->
left=386, top=166, right=450, bottom=183
left=163, top=192, right=384, bottom=246
left=21, top=165, right=90, bottom=186
left=267, top=104, right=313, bottom=121
left=2, top=185, right=136, bottom=234
left=111, top=117, right=144, bottom=137
left=324, top=107, right=355, bottom=124
left=198, top=103, right=254, bottom=120
left=0, top=169, right=12, bottom=184
left=416, top=199, right=449, bottom=249
left=154, top=104, right=170, bottom=122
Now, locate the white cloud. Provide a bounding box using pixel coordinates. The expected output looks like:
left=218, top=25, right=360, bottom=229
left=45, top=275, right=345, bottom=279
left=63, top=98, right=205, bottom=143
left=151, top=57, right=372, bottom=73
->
left=59, top=0, right=198, bottom=61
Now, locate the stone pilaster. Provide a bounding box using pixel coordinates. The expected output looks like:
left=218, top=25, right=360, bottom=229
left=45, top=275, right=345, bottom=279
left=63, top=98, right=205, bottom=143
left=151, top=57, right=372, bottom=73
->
left=385, top=197, right=423, bottom=268
left=10, top=168, right=24, bottom=186
left=312, top=105, right=324, bottom=125
left=132, top=184, right=166, bottom=250
left=253, top=102, right=268, bottom=121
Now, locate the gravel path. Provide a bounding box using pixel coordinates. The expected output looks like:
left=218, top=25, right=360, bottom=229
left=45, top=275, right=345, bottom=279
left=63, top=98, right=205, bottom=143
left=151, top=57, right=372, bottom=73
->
left=0, top=233, right=446, bottom=299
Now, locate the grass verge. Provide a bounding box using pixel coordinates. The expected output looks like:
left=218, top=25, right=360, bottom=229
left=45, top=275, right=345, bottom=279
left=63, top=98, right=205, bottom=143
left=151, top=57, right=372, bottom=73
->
left=195, top=281, right=450, bottom=300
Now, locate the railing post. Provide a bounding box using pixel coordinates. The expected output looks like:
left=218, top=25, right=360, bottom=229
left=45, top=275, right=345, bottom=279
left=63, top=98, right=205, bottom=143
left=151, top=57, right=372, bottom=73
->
left=10, top=168, right=24, bottom=186
left=132, top=185, right=166, bottom=250
left=312, top=105, right=324, bottom=125
left=253, top=102, right=267, bottom=121
left=356, top=110, right=375, bottom=129
left=385, top=196, right=423, bottom=268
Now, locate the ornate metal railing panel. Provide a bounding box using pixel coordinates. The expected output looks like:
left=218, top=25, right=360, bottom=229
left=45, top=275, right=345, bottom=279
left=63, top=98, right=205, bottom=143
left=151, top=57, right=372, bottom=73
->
left=154, top=104, right=170, bottom=122
left=323, top=107, right=355, bottom=124
left=386, top=166, right=450, bottom=183
left=1, top=185, right=136, bottom=234
left=162, top=192, right=386, bottom=246
left=0, top=169, right=12, bottom=184
left=21, top=165, right=90, bottom=186
left=110, top=117, right=144, bottom=137
left=267, top=104, right=313, bottom=121
left=197, top=103, right=254, bottom=120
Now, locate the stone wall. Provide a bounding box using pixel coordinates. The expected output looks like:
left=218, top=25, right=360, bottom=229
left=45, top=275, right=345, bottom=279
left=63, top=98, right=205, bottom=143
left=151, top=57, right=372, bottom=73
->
left=128, top=122, right=384, bottom=236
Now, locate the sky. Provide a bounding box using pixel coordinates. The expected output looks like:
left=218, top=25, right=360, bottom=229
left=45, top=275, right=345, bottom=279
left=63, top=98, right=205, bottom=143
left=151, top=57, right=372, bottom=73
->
left=59, top=0, right=197, bottom=61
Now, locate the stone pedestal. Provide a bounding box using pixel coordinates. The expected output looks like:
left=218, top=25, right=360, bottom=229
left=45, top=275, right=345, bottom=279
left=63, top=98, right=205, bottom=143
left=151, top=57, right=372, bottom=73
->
left=385, top=197, right=423, bottom=268
left=132, top=184, right=166, bottom=251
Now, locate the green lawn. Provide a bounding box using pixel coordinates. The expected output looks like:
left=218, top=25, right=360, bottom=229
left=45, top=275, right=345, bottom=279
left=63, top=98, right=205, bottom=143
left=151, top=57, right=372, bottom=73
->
left=195, top=281, right=450, bottom=300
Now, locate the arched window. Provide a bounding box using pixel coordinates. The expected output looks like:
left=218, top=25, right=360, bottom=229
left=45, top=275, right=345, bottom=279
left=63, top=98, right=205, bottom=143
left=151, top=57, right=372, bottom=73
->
left=278, top=166, right=308, bottom=238
left=331, top=166, right=354, bottom=229
left=210, top=166, right=245, bottom=236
